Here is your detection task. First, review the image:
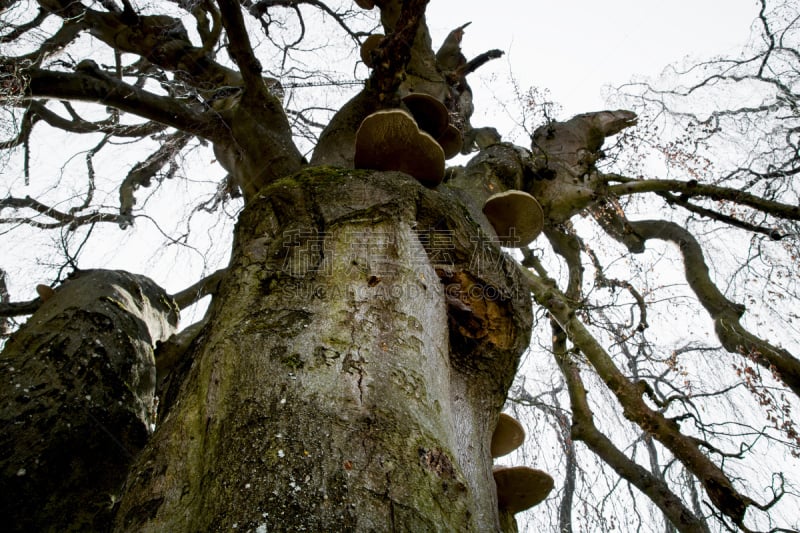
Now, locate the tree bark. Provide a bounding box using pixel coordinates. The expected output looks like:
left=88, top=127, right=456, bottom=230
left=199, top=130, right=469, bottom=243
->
left=0, top=270, right=178, bottom=532
left=113, top=168, right=531, bottom=531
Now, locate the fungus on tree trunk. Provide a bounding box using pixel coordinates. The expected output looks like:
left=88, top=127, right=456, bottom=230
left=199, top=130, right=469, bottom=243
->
left=491, top=412, right=525, bottom=458
left=483, top=190, right=544, bottom=247
left=34, top=284, right=55, bottom=302
left=353, top=109, right=446, bottom=186
left=359, top=34, right=384, bottom=68
left=401, top=93, right=463, bottom=159
left=402, top=93, right=449, bottom=137
left=437, top=124, right=463, bottom=159
left=493, top=466, right=555, bottom=531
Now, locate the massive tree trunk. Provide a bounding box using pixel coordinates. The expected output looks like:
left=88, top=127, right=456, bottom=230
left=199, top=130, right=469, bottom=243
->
left=3, top=0, right=800, bottom=530
left=1, top=1, right=541, bottom=524
left=14, top=169, right=529, bottom=531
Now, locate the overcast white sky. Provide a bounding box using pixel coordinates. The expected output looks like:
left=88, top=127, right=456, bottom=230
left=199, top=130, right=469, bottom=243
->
left=426, top=1, right=758, bottom=133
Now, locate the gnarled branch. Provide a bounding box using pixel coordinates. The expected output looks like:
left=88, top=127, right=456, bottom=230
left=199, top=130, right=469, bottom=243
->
left=628, top=219, right=800, bottom=398
left=15, top=64, right=225, bottom=140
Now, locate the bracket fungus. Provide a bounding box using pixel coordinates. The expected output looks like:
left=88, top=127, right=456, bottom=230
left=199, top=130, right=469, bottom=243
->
left=437, top=124, right=463, bottom=160
left=359, top=34, right=384, bottom=68
left=402, top=93, right=449, bottom=139
left=35, top=284, right=55, bottom=302
left=354, top=109, right=445, bottom=187
left=493, top=466, right=554, bottom=514
left=401, top=93, right=463, bottom=159
left=491, top=413, right=525, bottom=458
left=482, top=190, right=544, bottom=247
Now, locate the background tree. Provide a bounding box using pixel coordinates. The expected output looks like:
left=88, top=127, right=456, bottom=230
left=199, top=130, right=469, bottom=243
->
left=0, top=1, right=798, bottom=532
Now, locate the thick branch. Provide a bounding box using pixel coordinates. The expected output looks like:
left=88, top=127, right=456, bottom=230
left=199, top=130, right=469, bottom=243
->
left=0, top=297, right=41, bottom=319
left=169, top=267, right=227, bottom=309
left=458, top=49, right=504, bottom=78
left=25, top=101, right=167, bottom=137
left=0, top=270, right=178, bottom=531
left=16, top=65, right=224, bottom=140
left=216, top=0, right=268, bottom=95
left=0, top=194, right=128, bottom=229
left=588, top=197, right=646, bottom=253
left=7, top=16, right=83, bottom=66
left=0, top=105, right=38, bottom=150
left=369, top=0, right=430, bottom=96
left=553, top=325, right=709, bottom=533
left=0, top=8, right=47, bottom=44
left=37, top=0, right=242, bottom=92
left=528, top=110, right=637, bottom=223
left=208, top=0, right=304, bottom=201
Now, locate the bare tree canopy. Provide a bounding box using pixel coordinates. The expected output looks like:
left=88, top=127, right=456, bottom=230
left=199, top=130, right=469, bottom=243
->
left=0, top=0, right=798, bottom=531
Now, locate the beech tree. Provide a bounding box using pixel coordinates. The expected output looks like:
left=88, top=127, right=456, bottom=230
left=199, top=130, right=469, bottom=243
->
left=0, top=1, right=798, bottom=532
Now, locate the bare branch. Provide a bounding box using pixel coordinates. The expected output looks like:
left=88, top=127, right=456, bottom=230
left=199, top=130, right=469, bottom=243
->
left=12, top=64, right=225, bottom=140
left=25, top=101, right=168, bottom=137
left=119, top=131, right=192, bottom=219
left=604, top=175, right=800, bottom=221
left=0, top=194, right=128, bottom=229
left=519, top=262, right=757, bottom=524
left=169, top=267, right=227, bottom=309
left=656, top=191, right=784, bottom=238
left=628, top=219, right=800, bottom=398
left=0, top=8, right=47, bottom=44
left=557, top=334, right=710, bottom=533
left=216, top=0, right=269, bottom=96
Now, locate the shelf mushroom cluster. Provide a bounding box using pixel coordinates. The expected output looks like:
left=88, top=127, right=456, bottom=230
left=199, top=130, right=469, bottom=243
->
left=491, top=413, right=554, bottom=523
left=402, top=93, right=463, bottom=160
left=354, top=94, right=462, bottom=188
left=353, top=99, right=545, bottom=245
